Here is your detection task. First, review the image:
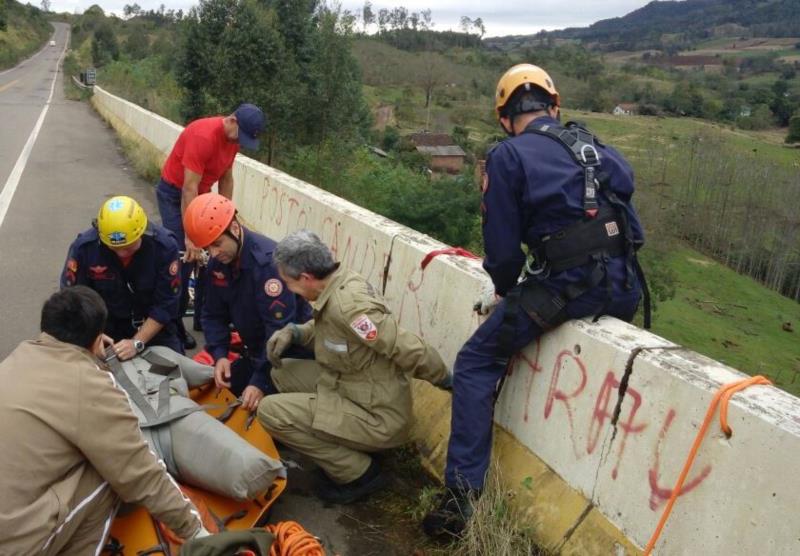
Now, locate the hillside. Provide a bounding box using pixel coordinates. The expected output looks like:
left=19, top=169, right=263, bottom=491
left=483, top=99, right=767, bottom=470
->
left=486, top=0, right=800, bottom=52
left=0, top=0, right=52, bottom=69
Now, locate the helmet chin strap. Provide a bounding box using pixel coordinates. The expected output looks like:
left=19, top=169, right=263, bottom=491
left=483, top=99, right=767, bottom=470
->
left=225, top=220, right=244, bottom=262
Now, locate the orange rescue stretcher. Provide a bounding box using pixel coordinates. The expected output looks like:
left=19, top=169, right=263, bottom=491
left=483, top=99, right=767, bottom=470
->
left=106, top=384, right=286, bottom=555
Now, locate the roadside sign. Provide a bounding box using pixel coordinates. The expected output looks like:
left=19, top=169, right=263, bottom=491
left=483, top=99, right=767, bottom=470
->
left=85, top=68, right=96, bottom=85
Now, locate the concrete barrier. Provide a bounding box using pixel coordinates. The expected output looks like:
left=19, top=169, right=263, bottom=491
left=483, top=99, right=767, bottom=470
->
left=91, top=86, right=800, bottom=555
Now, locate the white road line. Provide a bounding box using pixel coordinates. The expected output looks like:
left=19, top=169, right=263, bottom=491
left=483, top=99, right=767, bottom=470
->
left=0, top=38, right=68, bottom=230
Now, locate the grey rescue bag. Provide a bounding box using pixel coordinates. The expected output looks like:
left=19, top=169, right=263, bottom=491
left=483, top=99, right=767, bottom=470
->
left=104, top=346, right=285, bottom=500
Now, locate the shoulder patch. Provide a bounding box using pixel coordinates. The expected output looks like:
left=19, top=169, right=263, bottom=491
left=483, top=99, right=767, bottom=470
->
left=350, top=314, right=378, bottom=342
left=67, top=258, right=78, bottom=273
left=265, top=278, right=283, bottom=297
left=169, top=260, right=179, bottom=276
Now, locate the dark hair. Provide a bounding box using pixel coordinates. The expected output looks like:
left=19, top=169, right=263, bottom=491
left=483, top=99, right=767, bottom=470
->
left=41, top=286, right=108, bottom=350
left=503, top=86, right=555, bottom=120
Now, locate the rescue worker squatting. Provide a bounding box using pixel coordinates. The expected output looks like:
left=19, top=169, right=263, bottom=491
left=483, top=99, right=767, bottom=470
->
left=260, top=230, right=452, bottom=505
left=423, top=63, right=648, bottom=539
left=183, top=193, right=313, bottom=413
left=61, top=196, right=184, bottom=360
left=0, top=287, right=209, bottom=555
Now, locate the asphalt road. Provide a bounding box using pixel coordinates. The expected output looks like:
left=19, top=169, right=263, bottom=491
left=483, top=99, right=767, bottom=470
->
left=0, top=23, right=160, bottom=359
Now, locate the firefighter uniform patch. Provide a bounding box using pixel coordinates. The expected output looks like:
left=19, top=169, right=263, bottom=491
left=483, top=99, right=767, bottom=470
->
left=169, top=260, right=179, bottom=276
left=265, top=278, right=282, bottom=297
left=350, top=314, right=378, bottom=342
left=67, top=259, right=78, bottom=273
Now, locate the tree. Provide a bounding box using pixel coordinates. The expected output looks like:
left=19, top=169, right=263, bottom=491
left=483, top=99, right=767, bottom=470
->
left=472, top=17, right=485, bottom=39
left=420, top=9, right=432, bottom=30
left=124, top=29, right=149, bottom=60
left=123, top=3, right=140, bottom=18
left=40, top=0, right=50, bottom=12
left=361, top=1, right=373, bottom=33
left=459, top=16, right=472, bottom=34
left=91, top=23, right=119, bottom=66
left=786, top=113, right=800, bottom=143
left=377, top=8, right=388, bottom=32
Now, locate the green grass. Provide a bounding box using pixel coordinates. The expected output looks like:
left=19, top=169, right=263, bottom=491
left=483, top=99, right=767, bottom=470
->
left=560, top=110, right=799, bottom=168
left=0, top=2, right=52, bottom=70
left=646, top=246, right=800, bottom=395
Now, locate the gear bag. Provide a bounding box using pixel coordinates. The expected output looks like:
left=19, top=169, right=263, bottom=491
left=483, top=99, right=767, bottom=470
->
left=104, top=346, right=285, bottom=500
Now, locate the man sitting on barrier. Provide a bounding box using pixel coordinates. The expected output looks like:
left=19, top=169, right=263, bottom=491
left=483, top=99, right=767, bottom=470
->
left=0, top=286, right=206, bottom=555
left=261, top=230, right=451, bottom=504
left=61, top=196, right=184, bottom=360
left=182, top=193, right=313, bottom=412
left=422, top=64, right=647, bottom=538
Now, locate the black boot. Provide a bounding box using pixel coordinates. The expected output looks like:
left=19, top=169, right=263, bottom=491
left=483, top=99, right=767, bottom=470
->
left=422, top=487, right=480, bottom=539
left=314, top=458, right=388, bottom=504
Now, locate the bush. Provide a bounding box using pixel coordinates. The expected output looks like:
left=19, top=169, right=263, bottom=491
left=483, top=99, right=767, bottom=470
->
left=786, top=113, right=800, bottom=143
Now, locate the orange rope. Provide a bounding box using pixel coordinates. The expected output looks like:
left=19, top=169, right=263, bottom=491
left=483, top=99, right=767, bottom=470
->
left=643, top=375, right=771, bottom=555
left=267, top=521, right=325, bottom=556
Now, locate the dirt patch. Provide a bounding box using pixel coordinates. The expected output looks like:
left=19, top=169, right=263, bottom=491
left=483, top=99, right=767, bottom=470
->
left=374, top=105, right=395, bottom=131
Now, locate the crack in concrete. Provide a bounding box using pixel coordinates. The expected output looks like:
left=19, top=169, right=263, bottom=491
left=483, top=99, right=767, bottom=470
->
left=555, top=501, right=594, bottom=553
left=381, top=233, right=400, bottom=296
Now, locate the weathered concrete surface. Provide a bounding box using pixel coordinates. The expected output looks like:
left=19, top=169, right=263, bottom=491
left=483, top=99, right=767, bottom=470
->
left=92, top=85, right=800, bottom=555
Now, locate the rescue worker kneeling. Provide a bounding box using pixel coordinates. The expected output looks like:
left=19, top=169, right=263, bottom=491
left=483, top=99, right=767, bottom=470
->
left=260, top=230, right=451, bottom=504
left=0, top=287, right=208, bottom=555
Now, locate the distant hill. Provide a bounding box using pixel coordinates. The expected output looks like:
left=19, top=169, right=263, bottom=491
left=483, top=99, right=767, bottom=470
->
left=0, top=0, right=52, bottom=69
left=486, top=0, right=800, bottom=52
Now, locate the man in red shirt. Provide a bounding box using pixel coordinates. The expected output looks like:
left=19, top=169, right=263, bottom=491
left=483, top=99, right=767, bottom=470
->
left=156, top=104, right=266, bottom=349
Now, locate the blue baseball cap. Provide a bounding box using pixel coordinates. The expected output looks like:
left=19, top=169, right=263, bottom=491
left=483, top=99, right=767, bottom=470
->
left=234, top=103, right=266, bottom=150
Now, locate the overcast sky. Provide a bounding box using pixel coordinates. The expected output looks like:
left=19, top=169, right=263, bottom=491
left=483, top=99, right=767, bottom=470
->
left=49, top=0, right=656, bottom=37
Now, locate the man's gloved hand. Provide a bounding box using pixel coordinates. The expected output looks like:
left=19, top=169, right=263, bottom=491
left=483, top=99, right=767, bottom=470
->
left=267, top=325, right=295, bottom=369
left=473, top=280, right=500, bottom=315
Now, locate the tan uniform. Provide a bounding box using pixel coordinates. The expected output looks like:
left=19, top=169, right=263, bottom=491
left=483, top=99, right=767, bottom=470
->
left=0, top=333, right=201, bottom=556
left=258, top=267, right=448, bottom=483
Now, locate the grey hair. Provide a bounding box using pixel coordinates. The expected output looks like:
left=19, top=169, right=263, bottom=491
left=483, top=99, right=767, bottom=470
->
left=274, top=229, right=339, bottom=279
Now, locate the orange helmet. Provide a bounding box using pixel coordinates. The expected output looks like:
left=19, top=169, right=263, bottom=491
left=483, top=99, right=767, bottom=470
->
left=495, top=63, right=560, bottom=118
left=183, top=193, right=236, bottom=248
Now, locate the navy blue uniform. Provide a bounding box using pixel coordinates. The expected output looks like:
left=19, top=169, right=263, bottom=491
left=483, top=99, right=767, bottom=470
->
left=202, top=228, right=313, bottom=395
left=60, top=224, right=183, bottom=353
left=445, top=115, right=644, bottom=490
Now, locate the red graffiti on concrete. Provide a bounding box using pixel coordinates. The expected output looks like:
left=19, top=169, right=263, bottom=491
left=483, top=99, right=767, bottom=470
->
left=587, top=371, right=648, bottom=479
left=260, top=180, right=308, bottom=230
left=648, top=408, right=712, bottom=510
left=507, top=340, right=544, bottom=423
left=544, top=349, right=588, bottom=458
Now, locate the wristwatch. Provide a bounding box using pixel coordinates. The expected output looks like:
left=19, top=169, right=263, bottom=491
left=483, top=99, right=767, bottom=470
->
left=133, top=339, right=145, bottom=353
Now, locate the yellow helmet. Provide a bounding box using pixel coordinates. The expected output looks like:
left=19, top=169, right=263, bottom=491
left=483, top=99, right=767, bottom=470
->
left=495, top=63, right=560, bottom=118
left=96, top=196, right=148, bottom=248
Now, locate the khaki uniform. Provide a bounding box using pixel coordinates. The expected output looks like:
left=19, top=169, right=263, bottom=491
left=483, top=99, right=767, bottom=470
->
left=258, top=267, right=447, bottom=483
left=0, top=334, right=201, bottom=556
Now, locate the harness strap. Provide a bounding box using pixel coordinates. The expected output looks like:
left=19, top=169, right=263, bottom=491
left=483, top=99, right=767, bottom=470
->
left=495, top=287, right=521, bottom=361
left=524, top=121, right=601, bottom=217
